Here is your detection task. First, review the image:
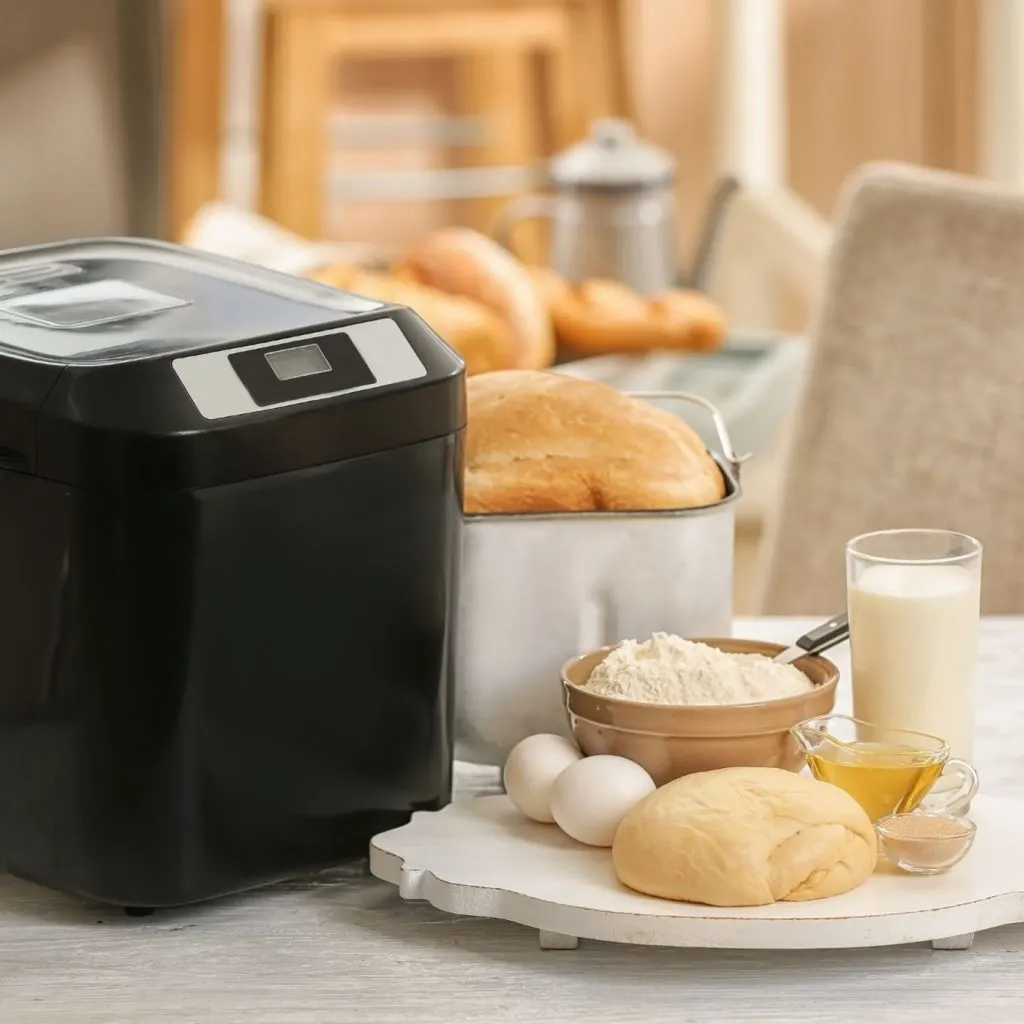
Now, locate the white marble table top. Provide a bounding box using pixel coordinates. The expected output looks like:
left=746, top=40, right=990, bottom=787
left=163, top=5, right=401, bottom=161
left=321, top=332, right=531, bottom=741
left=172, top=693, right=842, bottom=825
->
left=2, top=616, right=1023, bottom=1023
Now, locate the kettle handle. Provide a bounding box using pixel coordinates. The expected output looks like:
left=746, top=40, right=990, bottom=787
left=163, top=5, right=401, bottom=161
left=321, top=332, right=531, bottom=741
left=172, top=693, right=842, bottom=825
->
left=493, top=194, right=557, bottom=260
left=685, top=175, right=741, bottom=289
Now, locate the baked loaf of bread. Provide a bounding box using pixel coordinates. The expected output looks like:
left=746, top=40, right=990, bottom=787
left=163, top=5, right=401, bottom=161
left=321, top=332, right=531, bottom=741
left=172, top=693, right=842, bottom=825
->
left=397, top=228, right=555, bottom=371
left=464, top=370, right=725, bottom=514
left=529, top=266, right=726, bottom=354
left=309, top=263, right=516, bottom=376
left=612, top=767, right=877, bottom=907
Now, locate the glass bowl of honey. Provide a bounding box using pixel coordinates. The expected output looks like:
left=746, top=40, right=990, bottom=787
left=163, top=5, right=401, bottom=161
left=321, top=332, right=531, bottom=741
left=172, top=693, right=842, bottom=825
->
left=875, top=812, right=976, bottom=874
left=790, top=714, right=979, bottom=821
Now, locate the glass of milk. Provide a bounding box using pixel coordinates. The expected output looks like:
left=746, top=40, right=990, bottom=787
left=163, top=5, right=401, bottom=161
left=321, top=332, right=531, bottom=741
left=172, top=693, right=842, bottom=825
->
left=846, top=529, right=982, bottom=763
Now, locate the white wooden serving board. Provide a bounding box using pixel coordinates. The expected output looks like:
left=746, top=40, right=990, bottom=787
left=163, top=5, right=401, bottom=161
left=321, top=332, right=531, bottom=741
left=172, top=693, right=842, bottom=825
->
left=370, top=793, right=1024, bottom=952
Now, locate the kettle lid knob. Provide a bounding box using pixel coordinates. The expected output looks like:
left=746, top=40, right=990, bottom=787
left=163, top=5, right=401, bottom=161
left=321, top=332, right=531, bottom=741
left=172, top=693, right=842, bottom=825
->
left=591, top=117, right=639, bottom=149
left=549, top=119, right=676, bottom=191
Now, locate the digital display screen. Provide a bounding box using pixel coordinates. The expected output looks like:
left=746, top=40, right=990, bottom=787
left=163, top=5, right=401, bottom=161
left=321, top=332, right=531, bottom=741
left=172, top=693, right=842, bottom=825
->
left=229, top=331, right=376, bottom=407
left=265, top=343, right=332, bottom=381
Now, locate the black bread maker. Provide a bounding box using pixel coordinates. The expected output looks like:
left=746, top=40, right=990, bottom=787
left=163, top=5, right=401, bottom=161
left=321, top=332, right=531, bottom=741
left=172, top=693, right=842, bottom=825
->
left=0, top=240, right=464, bottom=908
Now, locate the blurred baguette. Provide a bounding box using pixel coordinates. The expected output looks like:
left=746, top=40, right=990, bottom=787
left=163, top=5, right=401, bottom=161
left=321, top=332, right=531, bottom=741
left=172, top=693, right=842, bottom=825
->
left=528, top=266, right=727, bottom=355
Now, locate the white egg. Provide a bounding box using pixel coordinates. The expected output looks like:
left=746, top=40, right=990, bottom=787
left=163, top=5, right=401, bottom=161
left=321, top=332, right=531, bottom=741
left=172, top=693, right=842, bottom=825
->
left=503, top=734, right=583, bottom=823
left=550, top=755, right=655, bottom=847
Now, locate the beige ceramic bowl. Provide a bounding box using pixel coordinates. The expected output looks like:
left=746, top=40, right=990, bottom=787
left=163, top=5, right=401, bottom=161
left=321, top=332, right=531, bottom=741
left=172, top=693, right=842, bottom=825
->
left=561, top=638, right=839, bottom=786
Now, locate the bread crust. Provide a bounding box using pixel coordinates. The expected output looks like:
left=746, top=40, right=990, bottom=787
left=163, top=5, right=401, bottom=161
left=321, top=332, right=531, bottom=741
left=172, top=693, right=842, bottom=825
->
left=465, top=370, right=726, bottom=514
left=529, top=266, right=726, bottom=355
left=309, top=263, right=517, bottom=375
left=397, top=228, right=555, bottom=370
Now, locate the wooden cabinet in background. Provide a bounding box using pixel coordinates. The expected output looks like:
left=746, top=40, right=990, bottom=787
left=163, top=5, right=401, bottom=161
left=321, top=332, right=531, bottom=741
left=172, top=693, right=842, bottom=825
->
left=631, top=0, right=980, bottom=260
left=167, top=0, right=630, bottom=247
left=785, top=0, right=979, bottom=216
left=167, top=0, right=982, bottom=254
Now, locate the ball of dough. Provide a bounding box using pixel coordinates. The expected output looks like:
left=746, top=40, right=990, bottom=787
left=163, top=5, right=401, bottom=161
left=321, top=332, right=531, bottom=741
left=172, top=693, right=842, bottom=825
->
left=612, top=767, right=877, bottom=907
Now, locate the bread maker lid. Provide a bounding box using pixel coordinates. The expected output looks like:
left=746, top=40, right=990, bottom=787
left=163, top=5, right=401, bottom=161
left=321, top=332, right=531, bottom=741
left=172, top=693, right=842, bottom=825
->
left=0, top=239, right=466, bottom=489
left=0, top=238, right=382, bottom=365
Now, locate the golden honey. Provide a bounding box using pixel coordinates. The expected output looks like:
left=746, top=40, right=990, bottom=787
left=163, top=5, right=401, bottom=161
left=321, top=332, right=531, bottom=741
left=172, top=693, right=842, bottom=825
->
left=804, top=741, right=944, bottom=822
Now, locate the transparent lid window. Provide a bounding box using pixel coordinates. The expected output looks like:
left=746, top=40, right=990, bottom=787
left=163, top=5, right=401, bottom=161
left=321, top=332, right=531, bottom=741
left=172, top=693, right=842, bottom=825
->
left=0, top=240, right=382, bottom=365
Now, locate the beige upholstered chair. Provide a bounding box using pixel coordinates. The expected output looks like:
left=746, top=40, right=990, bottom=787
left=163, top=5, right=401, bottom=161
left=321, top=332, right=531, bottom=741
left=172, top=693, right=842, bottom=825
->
left=756, top=163, right=1024, bottom=614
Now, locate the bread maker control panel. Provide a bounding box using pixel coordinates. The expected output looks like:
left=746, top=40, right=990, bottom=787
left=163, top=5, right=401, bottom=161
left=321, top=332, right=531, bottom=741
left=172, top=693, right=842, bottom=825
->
left=172, top=317, right=427, bottom=420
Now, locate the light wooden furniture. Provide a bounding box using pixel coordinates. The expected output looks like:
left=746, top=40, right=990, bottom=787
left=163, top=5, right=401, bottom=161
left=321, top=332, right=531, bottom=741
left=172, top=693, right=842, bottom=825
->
left=167, top=2, right=984, bottom=256
left=167, top=0, right=226, bottom=240
left=2, top=616, right=1024, bottom=1022
left=259, top=0, right=630, bottom=241
left=757, top=163, right=1024, bottom=614
left=784, top=0, right=981, bottom=216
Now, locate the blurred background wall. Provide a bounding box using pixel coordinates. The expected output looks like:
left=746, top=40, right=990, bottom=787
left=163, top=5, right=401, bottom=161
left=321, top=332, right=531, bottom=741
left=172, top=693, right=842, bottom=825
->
left=0, top=0, right=982, bottom=255
left=0, top=0, right=164, bottom=246
left=0, top=0, right=128, bottom=245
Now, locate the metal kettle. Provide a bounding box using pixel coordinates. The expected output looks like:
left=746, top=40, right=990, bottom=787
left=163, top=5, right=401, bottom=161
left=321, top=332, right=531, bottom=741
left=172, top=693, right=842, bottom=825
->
left=496, top=119, right=679, bottom=294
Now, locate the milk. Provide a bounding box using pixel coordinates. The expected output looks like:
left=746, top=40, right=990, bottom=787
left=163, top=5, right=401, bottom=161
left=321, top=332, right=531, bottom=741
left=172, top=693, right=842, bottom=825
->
left=848, top=562, right=980, bottom=761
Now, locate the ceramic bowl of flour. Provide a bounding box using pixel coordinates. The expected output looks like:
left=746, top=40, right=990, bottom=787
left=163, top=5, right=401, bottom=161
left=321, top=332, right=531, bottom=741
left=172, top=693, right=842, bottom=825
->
left=561, top=638, right=838, bottom=786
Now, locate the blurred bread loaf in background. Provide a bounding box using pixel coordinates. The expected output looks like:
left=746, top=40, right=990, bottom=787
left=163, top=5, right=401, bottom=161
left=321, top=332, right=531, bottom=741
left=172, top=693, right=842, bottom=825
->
left=309, top=263, right=516, bottom=376
left=397, top=227, right=555, bottom=371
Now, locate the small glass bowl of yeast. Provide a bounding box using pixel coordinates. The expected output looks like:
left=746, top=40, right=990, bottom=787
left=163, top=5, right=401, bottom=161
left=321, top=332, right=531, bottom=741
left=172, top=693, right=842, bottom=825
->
left=875, top=811, right=976, bottom=875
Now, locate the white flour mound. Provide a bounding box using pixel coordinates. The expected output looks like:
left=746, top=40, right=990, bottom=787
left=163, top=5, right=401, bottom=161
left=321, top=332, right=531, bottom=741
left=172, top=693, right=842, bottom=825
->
left=584, top=632, right=814, bottom=706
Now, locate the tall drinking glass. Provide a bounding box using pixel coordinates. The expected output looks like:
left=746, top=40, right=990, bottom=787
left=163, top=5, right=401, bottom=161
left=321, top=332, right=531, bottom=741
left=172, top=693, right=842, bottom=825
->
left=846, top=529, right=982, bottom=763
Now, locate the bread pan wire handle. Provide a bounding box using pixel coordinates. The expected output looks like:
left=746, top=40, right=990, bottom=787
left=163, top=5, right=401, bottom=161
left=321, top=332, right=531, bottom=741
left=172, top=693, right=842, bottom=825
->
left=628, top=390, right=752, bottom=481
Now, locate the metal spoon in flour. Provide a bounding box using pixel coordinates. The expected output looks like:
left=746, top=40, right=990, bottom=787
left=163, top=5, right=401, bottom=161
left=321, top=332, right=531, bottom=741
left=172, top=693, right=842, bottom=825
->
left=772, top=614, right=850, bottom=665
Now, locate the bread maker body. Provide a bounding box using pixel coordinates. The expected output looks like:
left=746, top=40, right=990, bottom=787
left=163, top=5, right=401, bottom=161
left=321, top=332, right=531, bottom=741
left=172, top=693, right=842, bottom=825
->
left=0, top=240, right=465, bottom=908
